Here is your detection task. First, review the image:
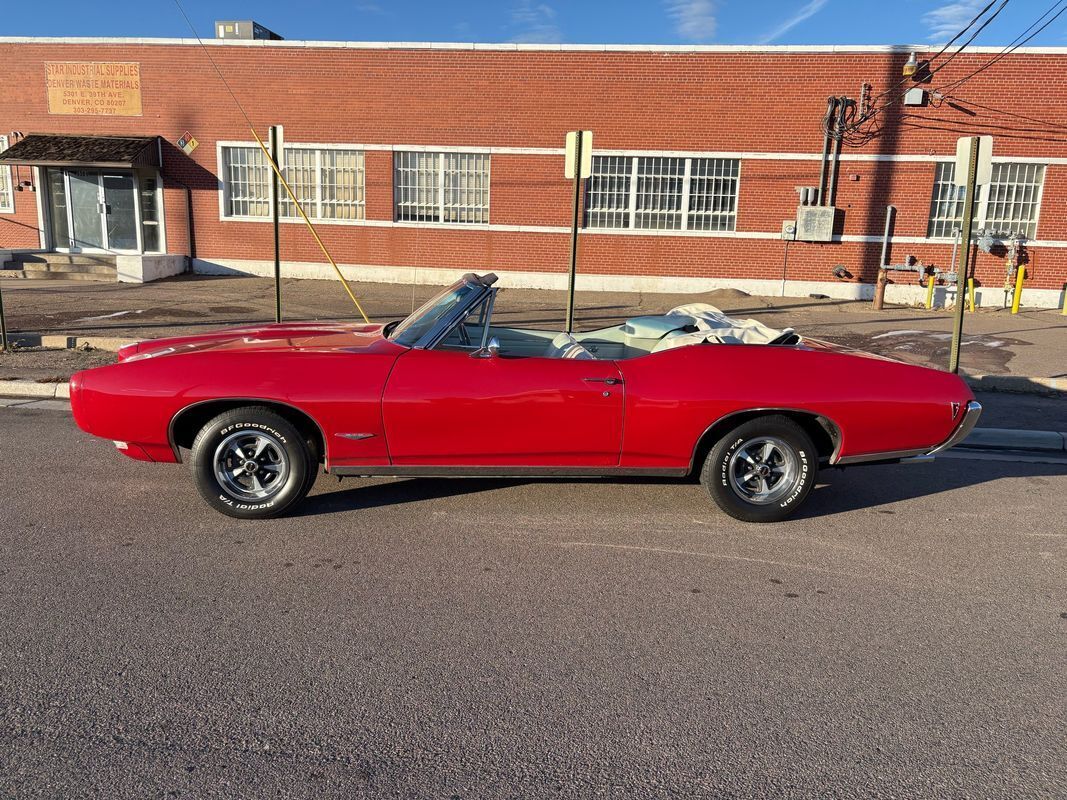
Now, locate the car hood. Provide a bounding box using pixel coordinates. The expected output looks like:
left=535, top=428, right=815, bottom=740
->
left=117, top=321, right=398, bottom=362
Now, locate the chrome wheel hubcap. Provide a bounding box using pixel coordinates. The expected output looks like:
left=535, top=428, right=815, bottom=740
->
left=214, top=431, right=289, bottom=502
left=727, top=436, right=798, bottom=506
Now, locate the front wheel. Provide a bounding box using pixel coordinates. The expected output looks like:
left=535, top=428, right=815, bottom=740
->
left=701, top=415, right=817, bottom=523
left=190, top=407, right=315, bottom=519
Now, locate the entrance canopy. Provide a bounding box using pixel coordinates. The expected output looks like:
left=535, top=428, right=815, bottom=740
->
left=0, top=134, right=160, bottom=169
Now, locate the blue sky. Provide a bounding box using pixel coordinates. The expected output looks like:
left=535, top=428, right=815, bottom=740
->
left=3, top=1, right=1064, bottom=46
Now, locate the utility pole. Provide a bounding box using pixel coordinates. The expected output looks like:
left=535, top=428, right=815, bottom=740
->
left=949, top=135, right=991, bottom=374
left=564, top=130, right=592, bottom=333
left=269, top=125, right=283, bottom=323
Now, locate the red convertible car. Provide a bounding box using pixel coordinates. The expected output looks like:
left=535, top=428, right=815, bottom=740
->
left=70, top=273, right=980, bottom=523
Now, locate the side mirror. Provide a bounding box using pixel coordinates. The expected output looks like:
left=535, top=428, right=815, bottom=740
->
left=472, top=337, right=501, bottom=359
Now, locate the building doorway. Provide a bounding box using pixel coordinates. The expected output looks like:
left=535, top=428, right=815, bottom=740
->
left=45, top=168, right=162, bottom=254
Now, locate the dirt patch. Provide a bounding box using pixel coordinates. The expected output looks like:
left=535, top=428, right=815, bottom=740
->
left=0, top=347, right=115, bottom=382
left=814, top=329, right=1025, bottom=374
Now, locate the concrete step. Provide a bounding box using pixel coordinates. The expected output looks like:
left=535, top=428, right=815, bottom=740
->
left=12, top=253, right=118, bottom=267
left=0, top=268, right=116, bottom=282
left=1, top=253, right=118, bottom=282
left=17, top=261, right=117, bottom=275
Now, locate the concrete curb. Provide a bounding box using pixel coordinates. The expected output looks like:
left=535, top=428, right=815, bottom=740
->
left=963, top=374, right=1065, bottom=395
left=959, top=428, right=1067, bottom=453
left=10, top=334, right=136, bottom=353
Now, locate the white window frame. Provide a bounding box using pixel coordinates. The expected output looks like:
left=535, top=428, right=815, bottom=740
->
left=217, top=141, right=366, bottom=224
left=0, top=135, right=14, bottom=214
left=927, top=160, right=1046, bottom=240
left=393, top=150, right=491, bottom=226
left=586, top=154, right=741, bottom=233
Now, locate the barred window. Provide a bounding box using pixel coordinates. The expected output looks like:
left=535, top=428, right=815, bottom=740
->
left=586, top=155, right=740, bottom=232
left=635, top=157, right=685, bottom=230
left=222, top=145, right=271, bottom=218
left=395, top=151, right=489, bottom=224
left=585, top=156, right=631, bottom=228
left=0, top=136, right=15, bottom=213
left=688, top=158, right=740, bottom=232
left=927, top=161, right=1045, bottom=239
left=222, top=145, right=365, bottom=221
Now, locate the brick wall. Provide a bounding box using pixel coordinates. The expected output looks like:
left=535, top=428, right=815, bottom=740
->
left=1, top=40, right=1065, bottom=297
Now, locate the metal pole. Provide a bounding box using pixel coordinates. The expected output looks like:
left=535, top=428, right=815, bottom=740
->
left=565, top=130, right=583, bottom=334
left=269, top=125, right=282, bottom=324
left=827, top=97, right=847, bottom=207
left=949, top=137, right=979, bottom=374
left=879, top=205, right=895, bottom=268
left=0, top=279, right=8, bottom=352
left=816, top=97, right=836, bottom=206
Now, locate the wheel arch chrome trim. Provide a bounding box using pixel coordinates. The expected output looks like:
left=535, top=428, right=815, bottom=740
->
left=688, top=407, right=844, bottom=473
left=167, top=397, right=330, bottom=467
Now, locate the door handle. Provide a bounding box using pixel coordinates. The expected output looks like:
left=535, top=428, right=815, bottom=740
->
left=583, top=377, right=623, bottom=385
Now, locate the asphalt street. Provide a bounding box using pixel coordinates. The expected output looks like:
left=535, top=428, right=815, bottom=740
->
left=1, top=407, right=1065, bottom=798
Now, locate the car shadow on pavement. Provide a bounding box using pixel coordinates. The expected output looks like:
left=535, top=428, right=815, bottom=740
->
left=295, top=461, right=1066, bottom=520
left=295, top=475, right=686, bottom=517
left=796, top=458, right=1067, bottom=519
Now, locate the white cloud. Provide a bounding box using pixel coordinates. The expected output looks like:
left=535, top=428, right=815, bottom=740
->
left=922, top=1, right=986, bottom=41
left=509, top=1, right=562, bottom=43
left=663, top=0, right=717, bottom=42
left=756, top=0, right=829, bottom=44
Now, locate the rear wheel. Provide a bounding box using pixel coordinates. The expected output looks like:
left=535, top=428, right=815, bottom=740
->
left=190, top=407, right=315, bottom=519
left=701, top=415, right=817, bottom=523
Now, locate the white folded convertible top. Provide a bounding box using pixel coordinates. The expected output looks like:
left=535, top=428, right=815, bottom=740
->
left=651, top=303, right=795, bottom=351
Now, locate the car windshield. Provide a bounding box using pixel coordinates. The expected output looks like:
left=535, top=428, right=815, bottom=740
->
left=389, top=279, right=484, bottom=347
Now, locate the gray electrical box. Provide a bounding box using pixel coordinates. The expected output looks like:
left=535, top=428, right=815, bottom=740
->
left=215, top=20, right=283, bottom=40
left=795, top=206, right=835, bottom=242
left=781, top=220, right=797, bottom=240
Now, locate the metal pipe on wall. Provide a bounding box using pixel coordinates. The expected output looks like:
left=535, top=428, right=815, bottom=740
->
left=815, top=96, right=837, bottom=206
left=827, top=96, right=849, bottom=207
left=879, top=205, right=895, bottom=268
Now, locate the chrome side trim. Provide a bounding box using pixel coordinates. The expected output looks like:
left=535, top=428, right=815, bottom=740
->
left=331, top=465, right=688, bottom=478
left=835, top=448, right=930, bottom=465
left=927, top=400, right=983, bottom=455
left=336, top=432, right=375, bottom=440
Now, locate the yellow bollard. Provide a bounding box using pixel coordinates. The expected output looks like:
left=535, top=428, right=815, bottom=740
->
left=1062, top=282, right=1067, bottom=315
left=1011, top=266, right=1025, bottom=314
left=967, top=278, right=976, bottom=312
left=925, top=275, right=936, bottom=309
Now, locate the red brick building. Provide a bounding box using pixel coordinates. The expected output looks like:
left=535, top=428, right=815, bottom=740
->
left=1, top=34, right=1065, bottom=307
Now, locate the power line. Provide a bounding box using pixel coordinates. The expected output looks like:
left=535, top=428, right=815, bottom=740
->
left=859, top=0, right=1007, bottom=115
left=170, top=0, right=257, bottom=131
left=934, top=0, right=1067, bottom=95
left=832, top=1, right=1011, bottom=146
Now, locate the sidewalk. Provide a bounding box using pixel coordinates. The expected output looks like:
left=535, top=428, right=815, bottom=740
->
left=0, top=273, right=1064, bottom=387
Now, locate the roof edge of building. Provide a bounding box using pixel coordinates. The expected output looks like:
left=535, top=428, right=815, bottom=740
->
left=2, top=36, right=1067, bottom=55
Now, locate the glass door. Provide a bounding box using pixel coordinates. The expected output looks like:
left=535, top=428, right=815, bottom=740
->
left=68, top=170, right=106, bottom=250
left=49, top=170, right=141, bottom=253
left=102, top=173, right=138, bottom=251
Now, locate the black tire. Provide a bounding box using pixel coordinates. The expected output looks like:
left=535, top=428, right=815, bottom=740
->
left=700, top=415, right=818, bottom=523
left=190, top=406, right=316, bottom=519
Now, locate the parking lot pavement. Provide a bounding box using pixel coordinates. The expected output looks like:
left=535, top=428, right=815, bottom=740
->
left=1, top=409, right=1065, bottom=798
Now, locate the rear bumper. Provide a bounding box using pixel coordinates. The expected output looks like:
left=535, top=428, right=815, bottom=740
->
left=836, top=400, right=983, bottom=466
left=926, top=400, right=983, bottom=455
